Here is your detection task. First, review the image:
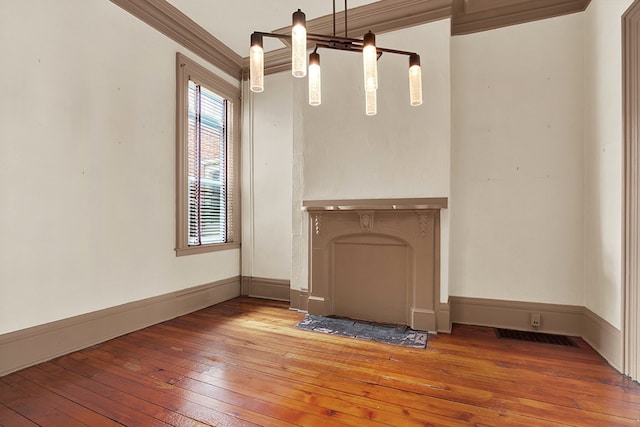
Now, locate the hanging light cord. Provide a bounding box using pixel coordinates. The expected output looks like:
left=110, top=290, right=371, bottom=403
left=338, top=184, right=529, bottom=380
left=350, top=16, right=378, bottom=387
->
left=333, top=0, right=336, bottom=37
left=344, top=0, right=348, bottom=38
left=332, top=0, right=349, bottom=37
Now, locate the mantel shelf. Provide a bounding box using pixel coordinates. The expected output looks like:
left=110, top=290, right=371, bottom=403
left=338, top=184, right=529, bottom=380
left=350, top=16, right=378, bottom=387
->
left=302, top=197, right=448, bottom=212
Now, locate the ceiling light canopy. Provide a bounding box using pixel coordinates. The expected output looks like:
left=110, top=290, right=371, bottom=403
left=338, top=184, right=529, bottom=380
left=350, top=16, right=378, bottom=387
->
left=249, top=1, right=423, bottom=115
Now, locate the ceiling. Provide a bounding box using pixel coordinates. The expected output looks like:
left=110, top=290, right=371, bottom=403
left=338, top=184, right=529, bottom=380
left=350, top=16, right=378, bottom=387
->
left=166, top=0, right=379, bottom=56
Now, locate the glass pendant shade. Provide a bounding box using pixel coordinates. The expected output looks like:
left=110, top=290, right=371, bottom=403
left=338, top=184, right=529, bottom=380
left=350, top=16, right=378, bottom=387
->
left=249, top=33, right=264, bottom=93
left=409, top=53, right=422, bottom=106
left=362, top=31, right=378, bottom=91
left=365, top=89, right=377, bottom=116
left=292, top=9, right=307, bottom=78
left=308, top=52, right=321, bottom=106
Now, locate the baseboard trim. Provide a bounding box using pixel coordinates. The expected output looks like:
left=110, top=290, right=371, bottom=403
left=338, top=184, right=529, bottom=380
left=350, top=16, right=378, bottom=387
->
left=241, top=276, right=290, bottom=301
left=3, top=283, right=622, bottom=376
left=450, top=296, right=584, bottom=335
left=289, top=289, right=309, bottom=312
left=437, top=299, right=452, bottom=333
left=0, top=276, right=241, bottom=376
left=582, top=307, right=623, bottom=371
left=450, top=296, right=622, bottom=371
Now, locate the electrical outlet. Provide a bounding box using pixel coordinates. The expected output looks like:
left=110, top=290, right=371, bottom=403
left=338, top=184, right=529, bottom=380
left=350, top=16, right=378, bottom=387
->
left=531, top=313, right=541, bottom=327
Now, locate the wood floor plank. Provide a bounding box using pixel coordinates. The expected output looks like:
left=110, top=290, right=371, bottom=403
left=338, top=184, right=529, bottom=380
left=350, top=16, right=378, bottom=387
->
left=16, top=366, right=173, bottom=427
left=0, top=377, right=89, bottom=427
left=2, top=296, right=640, bottom=427
left=29, top=361, right=213, bottom=427
left=2, top=373, right=121, bottom=427
left=53, top=351, right=292, bottom=427
left=0, top=401, right=39, bottom=427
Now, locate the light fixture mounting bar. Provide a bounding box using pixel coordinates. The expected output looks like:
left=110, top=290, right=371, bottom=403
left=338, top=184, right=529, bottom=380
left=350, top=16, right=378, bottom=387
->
left=251, top=31, right=417, bottom=58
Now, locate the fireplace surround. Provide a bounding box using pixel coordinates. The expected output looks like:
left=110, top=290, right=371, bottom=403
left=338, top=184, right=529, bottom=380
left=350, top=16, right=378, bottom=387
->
left=302, top=198, right=447, bottom=332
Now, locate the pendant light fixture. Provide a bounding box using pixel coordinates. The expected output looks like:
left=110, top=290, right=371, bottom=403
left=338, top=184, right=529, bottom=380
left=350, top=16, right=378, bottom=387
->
left=308, top=51, right=321, bottom=106
left=249, top=33, right=264, bottom=93
left=362, top=31, right=378, bottom=116
left=365, top=89, right=377, bottom=116
left=409, top=53, right=422, bottom=106
left=249, top=0, right=423, bottom=115
left=362, top=31, right=378, bottom=92
left=291, top=9, right=307, bottom=78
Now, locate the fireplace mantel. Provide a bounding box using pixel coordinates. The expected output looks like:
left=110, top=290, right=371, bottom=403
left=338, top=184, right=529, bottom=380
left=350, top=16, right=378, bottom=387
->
left=303, top=197, right=447, bottom=332
left=302, top=197, right=448, bottom=212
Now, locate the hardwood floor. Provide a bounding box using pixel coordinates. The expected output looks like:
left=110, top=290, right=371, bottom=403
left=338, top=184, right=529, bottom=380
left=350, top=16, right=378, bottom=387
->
left=1, top=297, right=639, bottom=426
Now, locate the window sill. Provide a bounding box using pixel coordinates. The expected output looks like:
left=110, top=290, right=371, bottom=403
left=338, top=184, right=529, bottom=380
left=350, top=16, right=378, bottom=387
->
left=175, top=242, right=240, bottom=257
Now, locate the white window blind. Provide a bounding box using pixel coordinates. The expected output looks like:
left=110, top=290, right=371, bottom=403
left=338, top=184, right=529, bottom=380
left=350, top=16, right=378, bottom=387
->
left=187, top=80, right=230, bottom=246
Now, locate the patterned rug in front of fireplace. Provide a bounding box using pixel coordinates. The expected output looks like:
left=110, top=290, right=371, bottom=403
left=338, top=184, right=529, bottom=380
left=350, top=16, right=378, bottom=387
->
left=294, top=315, right=428, bottom=348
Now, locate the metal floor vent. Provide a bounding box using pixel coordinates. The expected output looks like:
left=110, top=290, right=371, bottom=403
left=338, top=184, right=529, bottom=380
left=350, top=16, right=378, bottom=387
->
left=495, top=328, right=578, bottom=347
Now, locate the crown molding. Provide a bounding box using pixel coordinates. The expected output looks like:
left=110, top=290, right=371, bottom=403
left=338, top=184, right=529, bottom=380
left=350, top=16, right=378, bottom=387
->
left=451, top=0, right=591, bottom=35
left=273, top=0, right=452, bottom=39
left=109, top=0, right=243, bottom=79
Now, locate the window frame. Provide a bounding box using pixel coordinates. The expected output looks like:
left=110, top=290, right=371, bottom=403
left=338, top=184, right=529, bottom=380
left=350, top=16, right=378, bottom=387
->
left=175, top=53, right=240, bottom=256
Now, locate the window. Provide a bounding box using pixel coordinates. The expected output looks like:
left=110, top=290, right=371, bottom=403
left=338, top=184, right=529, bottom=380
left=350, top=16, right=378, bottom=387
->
left=176, top=53, right=240, bottom=256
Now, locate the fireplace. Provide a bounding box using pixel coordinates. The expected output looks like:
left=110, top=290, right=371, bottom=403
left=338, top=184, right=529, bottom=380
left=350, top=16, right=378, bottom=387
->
left=303, top=198, right=447, bottom=332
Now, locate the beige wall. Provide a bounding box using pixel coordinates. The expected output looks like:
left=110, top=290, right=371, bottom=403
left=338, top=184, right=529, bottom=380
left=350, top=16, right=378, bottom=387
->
left=242, top=73, right=293, bottom=281
left=291, top=19, right=452, bottom=298
left=583, top=0, right=633, bottom=330
left=0, top=0, right=240, bottom=335
left=450, top=2, right=632, bottom=331
left=450, top=14, right=586, bottom=306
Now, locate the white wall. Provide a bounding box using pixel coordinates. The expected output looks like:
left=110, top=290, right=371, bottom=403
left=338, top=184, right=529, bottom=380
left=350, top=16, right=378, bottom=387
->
left=242, top=73, right=293, bottom=281
left=291, top=19, right=452, bottom=297
left=0, top=0, right=240, bottom=334
left=583, top=0, right=633, bottom=329
left=450, top=14, right=586, bottom=305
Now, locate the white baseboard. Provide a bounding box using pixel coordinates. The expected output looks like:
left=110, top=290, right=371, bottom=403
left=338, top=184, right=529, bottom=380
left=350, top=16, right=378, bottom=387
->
left=0, top=276, right=240, bottom=376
